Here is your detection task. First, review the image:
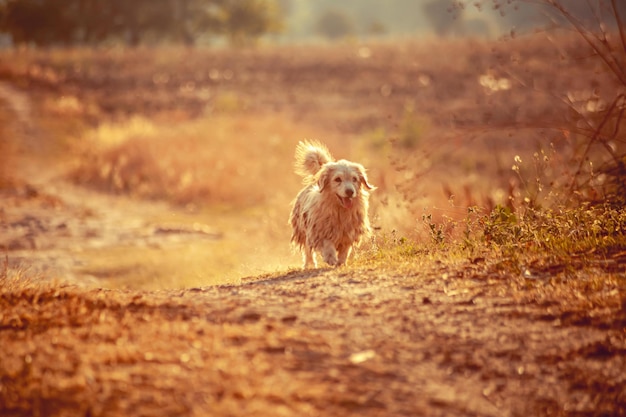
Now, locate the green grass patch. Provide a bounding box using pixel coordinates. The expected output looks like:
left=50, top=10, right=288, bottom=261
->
left=358, top=203, right=626, bottom=278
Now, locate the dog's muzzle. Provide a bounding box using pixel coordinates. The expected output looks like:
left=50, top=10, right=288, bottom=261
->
left=337, top=194, right=355, bottom=209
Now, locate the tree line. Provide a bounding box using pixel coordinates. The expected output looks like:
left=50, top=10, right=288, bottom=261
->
left=0, top=0, right=284, bottom=46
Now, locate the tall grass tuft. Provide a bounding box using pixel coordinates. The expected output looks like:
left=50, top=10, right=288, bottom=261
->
left=69, top=113, right=303, bottom=207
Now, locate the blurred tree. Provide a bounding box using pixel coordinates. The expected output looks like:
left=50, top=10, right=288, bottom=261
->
left=366, top=20, right=387, bottom=36
left=423, top=0, right=457, bottom=36
left=73, top=0, right=154, bottom=45
left=0, top=0, right=283, bottom=46
left=315, top=8, right=355, bottom=39
left=220, top=0, right=284, bottom=46
left=299, top=0, right=425, bottom=39
left=0, top=0, right=75, bottom=45
left=468, top=0, right=626, bottom=33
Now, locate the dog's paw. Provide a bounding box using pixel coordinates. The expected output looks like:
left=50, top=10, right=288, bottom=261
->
left=323, top=253, right=338, bottom=266
left=321, top=240, right=338, bottom=266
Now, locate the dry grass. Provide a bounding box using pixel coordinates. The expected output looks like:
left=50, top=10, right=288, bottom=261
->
left=1, top=34, right=625, bottom=288
left=0, top=109, right=15, bottom=185
left=4, top=37, right=618, bottom=218
left=69, top=113, right=307, bottom=207
left=1, top=32, right=625, bottom=417
left=0, top=256, right=76, bottom=296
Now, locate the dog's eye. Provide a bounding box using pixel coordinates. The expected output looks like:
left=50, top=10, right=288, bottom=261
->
left=352, top=177, right=358, bottom=182
left=334, top=177, right=342, bottom=183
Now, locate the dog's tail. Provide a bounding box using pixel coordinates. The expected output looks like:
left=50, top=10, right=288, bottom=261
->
left=294, top=140, right=333, bottom=179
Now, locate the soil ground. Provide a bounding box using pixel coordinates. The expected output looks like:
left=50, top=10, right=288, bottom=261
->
left=1, top=41, right=626, bottom=416
left=2, top=261, right=626, bottom=416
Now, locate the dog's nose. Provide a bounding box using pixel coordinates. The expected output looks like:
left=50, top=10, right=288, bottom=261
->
left=345, top=189, right=354, bottom=197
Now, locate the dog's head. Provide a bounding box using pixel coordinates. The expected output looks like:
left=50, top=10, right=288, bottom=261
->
left=318, top=160, right=375, bottom=209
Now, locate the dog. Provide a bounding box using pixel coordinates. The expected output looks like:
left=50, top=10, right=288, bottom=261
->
left=289, top=140, right=375, bottom=268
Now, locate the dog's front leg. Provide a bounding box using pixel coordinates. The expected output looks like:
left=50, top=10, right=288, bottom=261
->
left=337, top=244, right=351, bottom=266
left=303, top=246, right=317, bottom=268
left=321, top=240, right=338, bottom=266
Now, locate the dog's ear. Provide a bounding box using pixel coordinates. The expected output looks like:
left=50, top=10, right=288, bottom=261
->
left=317, top=165, right=333, bottom=192
left=355, top=164, right=375, bottom=191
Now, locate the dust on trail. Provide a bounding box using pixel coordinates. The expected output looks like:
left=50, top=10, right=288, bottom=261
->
left=0, top=81, right=298, bottom=288
left=0, top=81, right=37, bottom=140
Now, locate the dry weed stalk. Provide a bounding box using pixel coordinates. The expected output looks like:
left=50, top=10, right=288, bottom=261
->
left=461, top=0, right=626, bottom=206
left=544, top=0, right=626, bottom=203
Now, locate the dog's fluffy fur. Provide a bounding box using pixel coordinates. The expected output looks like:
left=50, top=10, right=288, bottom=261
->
left=289, top=140, right=374, bottom=268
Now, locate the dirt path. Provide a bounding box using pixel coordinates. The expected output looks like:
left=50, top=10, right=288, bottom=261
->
left=0, top=81, right=298, bottom=287
left=2, top=264, right=625, bottom=416
left=0, top=83, right=214, bottom=286
left=1, top=174, right=298, bottom=288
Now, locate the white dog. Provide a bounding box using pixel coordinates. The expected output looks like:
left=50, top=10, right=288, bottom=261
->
left=289, top=140, right=375, bottom=268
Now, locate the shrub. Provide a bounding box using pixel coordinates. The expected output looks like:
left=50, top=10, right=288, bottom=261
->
left=315, top=9, right=356, bottom=40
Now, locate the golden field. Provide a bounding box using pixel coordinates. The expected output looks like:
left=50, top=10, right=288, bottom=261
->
left=1, top=34, right=626, bottom=417
left=0, top=34, right=624, bottom=287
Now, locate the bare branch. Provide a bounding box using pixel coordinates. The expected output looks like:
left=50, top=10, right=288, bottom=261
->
left=569, top=92, right=626, bottom=193
left=611, top=0, right=626, bottom=57
left=546, top=1, right=626, bottom=85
